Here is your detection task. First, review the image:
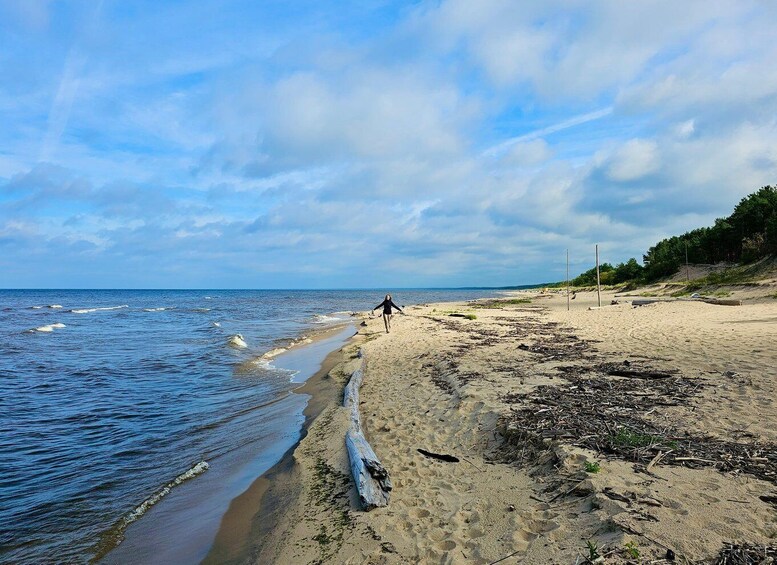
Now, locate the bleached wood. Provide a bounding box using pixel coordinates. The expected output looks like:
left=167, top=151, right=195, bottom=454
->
left=343, top=351, right=392, bottom=509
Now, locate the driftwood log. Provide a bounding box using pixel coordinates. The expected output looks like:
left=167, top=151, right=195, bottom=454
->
left=344, top=351, right=392, bottom=509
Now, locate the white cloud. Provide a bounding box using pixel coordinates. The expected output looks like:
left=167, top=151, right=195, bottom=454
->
left=606, top=139, right=660, bottom=181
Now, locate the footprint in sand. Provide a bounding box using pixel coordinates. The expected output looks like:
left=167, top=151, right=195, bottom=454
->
left=436, top=539, right=457, bottom=552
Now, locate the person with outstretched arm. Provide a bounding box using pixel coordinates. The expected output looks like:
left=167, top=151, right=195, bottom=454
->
left=372, top=294, right=404, bottom=333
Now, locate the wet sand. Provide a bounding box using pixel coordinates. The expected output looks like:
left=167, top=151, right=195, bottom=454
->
left=203, top=332, right=354, bottom=564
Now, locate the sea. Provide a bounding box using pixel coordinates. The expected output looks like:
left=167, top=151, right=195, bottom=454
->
left=0, top=288, right=504, bottom=564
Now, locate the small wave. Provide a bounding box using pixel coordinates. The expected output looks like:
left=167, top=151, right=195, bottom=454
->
left=251, top=357, right=299, bottom=380
left=261, top=347, right=287, bottom=359
left=48, top=304, right=63, bottom=309
left=106, top=461, right=209, bottom=550
left=69, top=305, right=129, bottom=314
left=212, top=322, right=221, bottom=327
left=192, top=308, right=211, bottom=313
left=30, top=323, right=65, bottom=333
left=228, top=334, right=248, bottom=348
left=312, top=314, right=346, bottom=324
left=31, top=305, right=43, bottom=309
left=142, top=307, right=170, bottom=312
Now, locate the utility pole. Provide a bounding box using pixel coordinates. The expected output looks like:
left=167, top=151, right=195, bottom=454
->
left=685, top=242, right=690, bottom=282
left=595, top=244, right=601, bottom=308
left=566, top=249, right=570, bottom=311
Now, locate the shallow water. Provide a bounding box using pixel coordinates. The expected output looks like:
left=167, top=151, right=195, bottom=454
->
left=0, top=289, right=500, bottom=563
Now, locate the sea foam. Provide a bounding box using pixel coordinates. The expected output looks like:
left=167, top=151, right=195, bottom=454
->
left=70, top=305, right=129, bottom=314
left=117, top=461, right=209, bottom=533
left=312, top=314, right=344, bottom=324
left=31, top=322, right=66, bottom=333
left=228, top=334, right=248, bottom=348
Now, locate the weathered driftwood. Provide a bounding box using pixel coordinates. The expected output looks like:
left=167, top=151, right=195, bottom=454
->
left=631, top=299, right=666, bottom=307
left=702, top=298, right=742, bottom=306
left=343, top=351, right=392, bottom=510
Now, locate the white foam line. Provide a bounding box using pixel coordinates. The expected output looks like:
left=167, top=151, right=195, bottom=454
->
left=121, top=461, right=209, bottom=529
left=70, top=305, right=128, bottom=314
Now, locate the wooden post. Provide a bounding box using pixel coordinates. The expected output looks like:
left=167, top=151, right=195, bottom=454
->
left=566, top=249, right=570, bottom=311
left=595, top=244, right=601, bottom=308
left=685, top=242, right=690, bottom=282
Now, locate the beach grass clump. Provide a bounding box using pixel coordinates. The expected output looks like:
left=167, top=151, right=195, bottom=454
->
left=472, top=298, right=532, bottom=309
left=583, top=461, right=601, bottom=473
left=448, top=312, right=477, bottom=320
left=586, top=540, right=600, bottom=561
left=625, top=541, right=640, bottom=559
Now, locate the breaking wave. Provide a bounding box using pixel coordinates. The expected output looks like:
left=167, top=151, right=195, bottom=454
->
left=228, top=334, right=248, bottom=348
left=30, top=323, right=66, bottom=333
left=312, top=314, right=347, bottom=324
left=94, top=461, right=209, bottom=558
left=70, top=305, right=128, bottom=314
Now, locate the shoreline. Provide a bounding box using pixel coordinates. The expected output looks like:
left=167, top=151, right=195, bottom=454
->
left=101, top=320, right=358, bottom=565
left=202, top=323, right=363, bottom=564
left=227, top=288, right=777, bottom=563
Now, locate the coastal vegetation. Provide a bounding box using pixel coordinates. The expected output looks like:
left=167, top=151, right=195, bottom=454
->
left=565, top=186, right=777, bottom=288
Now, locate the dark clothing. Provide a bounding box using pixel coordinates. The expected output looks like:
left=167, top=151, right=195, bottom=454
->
left=375, top=298, right=402, bottom=315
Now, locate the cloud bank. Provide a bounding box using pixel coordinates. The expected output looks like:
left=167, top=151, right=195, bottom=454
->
left=1, top=0, right=777, bottom=288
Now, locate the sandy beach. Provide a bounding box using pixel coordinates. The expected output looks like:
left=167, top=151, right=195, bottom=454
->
left=223, top=285, right=777, bottom=564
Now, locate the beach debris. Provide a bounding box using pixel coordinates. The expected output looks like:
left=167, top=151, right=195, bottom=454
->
left=498, top=361, right=777, bottom=486
left=713, top=543, right=777, bottom=564
left=417, top=449, right=460, bottom=463
left=599, top=361, right=678, bottom=380
left=343, top=352, right=392, bottom=510
left=632, top=299, right=666, bottom=307
left=702, top=298, right=742, bottom=306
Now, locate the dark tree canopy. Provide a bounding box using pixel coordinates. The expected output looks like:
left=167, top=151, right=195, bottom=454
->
left=568, top=186, right=777, bottom=286
left=642, top=185, right=777, bottom=280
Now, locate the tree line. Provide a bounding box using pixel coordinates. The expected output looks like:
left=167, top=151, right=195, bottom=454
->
left=570, top=185, right=777, bottom=286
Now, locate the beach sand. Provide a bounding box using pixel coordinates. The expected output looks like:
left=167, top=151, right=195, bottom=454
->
left=228, top=287, right=777, bottom=564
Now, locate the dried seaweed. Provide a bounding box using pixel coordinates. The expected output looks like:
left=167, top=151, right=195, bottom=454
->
left=713, top=543, right=777, bottom=564
left=499, top=363, right=777, bottom=485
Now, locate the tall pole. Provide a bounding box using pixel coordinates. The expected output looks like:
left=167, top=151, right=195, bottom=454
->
left=595, top=244, right=601, bottom=308
left=566, top=249, right=570, bottom=311
left=685, top=242, right=690, bottom=282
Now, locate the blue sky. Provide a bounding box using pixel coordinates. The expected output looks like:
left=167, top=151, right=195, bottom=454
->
left=2, top=1, right=777, bottom=288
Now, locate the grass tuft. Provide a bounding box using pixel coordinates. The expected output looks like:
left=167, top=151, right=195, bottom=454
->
left=584, top=461, right=601, bottom=473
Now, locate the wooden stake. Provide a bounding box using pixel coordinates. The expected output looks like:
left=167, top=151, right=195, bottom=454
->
left=566, top=249, right=570, bottom=311
left=595, top=244, right=601, bottom=307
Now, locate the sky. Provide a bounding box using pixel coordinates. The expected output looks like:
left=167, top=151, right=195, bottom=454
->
left=2, top=1, right=777, bottom=289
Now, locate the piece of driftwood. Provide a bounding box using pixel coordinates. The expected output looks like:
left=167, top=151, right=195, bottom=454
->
left=702, top=298, right=742, bottom=306
left=631, top=299, right=666, bottom=306
left=417, top=449, right=460, bottom=463
left=343, top=351, right=392, bottom=510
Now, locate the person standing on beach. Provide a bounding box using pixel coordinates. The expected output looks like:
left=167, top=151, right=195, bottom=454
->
left=372, top=294, right=404, bottom=333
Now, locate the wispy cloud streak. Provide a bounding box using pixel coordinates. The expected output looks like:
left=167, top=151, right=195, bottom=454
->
left=483, top=107, right=613, bottom=158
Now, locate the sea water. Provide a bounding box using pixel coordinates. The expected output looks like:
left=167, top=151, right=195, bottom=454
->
left=0, top=289, right=499, bottom=563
